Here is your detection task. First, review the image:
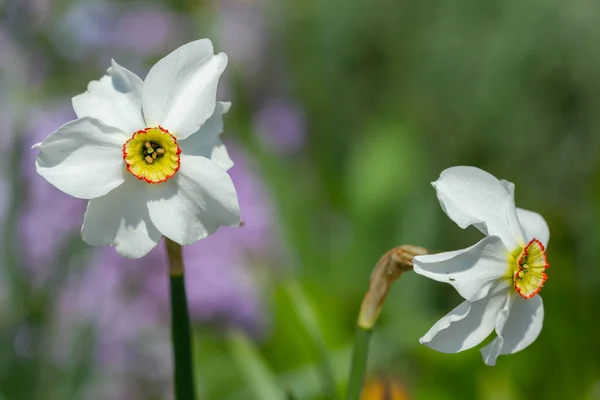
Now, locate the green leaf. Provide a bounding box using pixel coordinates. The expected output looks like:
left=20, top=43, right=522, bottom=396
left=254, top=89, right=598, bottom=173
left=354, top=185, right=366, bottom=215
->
left=228, top=330, right=283, bottom=400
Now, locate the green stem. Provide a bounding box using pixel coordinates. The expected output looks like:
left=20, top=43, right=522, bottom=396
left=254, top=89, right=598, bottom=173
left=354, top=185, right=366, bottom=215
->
left=345, top=327, right=372, bottom=400
left=166, top=239, right=196, bottom=400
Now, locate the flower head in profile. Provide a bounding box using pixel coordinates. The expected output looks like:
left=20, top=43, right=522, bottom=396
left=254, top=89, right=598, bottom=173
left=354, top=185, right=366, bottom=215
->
left=34, top=39, right=240, bottom=258
left=413, top=166, right=549, bottom=365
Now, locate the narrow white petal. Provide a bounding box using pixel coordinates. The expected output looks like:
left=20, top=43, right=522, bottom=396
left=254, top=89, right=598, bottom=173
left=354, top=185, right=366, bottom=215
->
left=205, top=141, right=234, bottom=171
left=146, top=154, right=240, bottom=245
left=72, top=60, right=145, bottom=134
left=81, top=177, right=162, bottom=258
left=179, top=101, right=234, bottom=170
left=35, top=117, right=127, bottom=199
left=480, top=293, right=544, bottom=366
left=433, top=166, right=524, bottom=249
left=142, top=39, right=227, bottom=139
left=516, top=208, right=550, bottom=247
left=180, top=101, right=231, bottom=146
left=499, top=295, right=544, bottom=354
left=499, top=179, right=515, bottom=193
left=413, top=236, right=510, bottom=302
left=421, top=286, right=509, bottom=353
left=480, top=291, right=512, bottom=366
left=501, top=179, right=550, bottom=247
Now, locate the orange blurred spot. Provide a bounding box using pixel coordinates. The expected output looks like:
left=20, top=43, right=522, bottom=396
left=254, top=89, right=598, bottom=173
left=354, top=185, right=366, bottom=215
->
left=361, top=376, right=410, bottom=400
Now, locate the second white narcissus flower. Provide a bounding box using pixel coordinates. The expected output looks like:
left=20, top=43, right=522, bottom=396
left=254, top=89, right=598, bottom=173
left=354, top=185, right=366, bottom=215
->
left=413, top=166, right=549, bottom=366
left=34, top=39, right=240, bottom=259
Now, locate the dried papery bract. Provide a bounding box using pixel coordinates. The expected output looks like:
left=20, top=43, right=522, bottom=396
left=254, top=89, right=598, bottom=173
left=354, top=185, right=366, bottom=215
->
left=358, top=245, right=428, bottom=330
left=346, top=244, right=427, bottom=400
left=166, top=238, right=184, bottom=276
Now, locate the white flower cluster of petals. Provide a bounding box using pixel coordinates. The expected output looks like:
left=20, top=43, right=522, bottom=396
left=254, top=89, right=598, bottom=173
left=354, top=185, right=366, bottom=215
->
left=34, top=39, right=240, bottom=258
left=413, top=166, right=549, bottom=366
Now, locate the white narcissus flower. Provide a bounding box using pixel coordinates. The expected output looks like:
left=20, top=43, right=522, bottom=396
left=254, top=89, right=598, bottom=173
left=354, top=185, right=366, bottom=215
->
left=413, top=166, right=549, bottom=366
left=34, top=39, right=240, bottom=259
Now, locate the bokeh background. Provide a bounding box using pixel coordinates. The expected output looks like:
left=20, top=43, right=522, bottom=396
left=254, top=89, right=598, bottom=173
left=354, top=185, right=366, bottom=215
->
left=1, top=0, right=599, bottom=399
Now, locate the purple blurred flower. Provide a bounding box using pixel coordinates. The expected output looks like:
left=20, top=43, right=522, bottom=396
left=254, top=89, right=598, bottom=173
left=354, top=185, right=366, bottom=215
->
left=181, top=146, right=275, bottom=332
left=19, top=103, right=87, bottom=284
left=0, top=25, right=27, bottom=149
left=254, top=98, right=306, bottom=154
left=24, top=0, right=54, bottom=26
left=55, top=246, right=171, bottom=399
left=0, top=176, right=10, bottom=237
left=217, top=0, right=267, bottom=74
left=112, top=8, right=183, bottom=56
left=0, top=26, right=16, bottom=70
left=54, top=1, right=115, bottom=59
left=54, top=1, right=184, bottom=61
left=0, top=27, right=26, bottom=317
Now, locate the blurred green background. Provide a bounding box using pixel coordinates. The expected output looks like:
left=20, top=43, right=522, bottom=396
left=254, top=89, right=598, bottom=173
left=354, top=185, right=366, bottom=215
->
left=1, top=0, right=599, bottom=399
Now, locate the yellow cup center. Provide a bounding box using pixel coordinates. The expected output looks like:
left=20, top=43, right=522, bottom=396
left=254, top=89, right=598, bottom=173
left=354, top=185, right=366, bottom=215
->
left=509, top=238, right=549, bottom=299
left=123, top=126, right=181, bottom=184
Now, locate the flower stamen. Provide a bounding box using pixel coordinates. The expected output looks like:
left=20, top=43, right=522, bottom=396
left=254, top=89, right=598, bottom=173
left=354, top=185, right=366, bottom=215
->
left=142, top=141, right=167, bottom=164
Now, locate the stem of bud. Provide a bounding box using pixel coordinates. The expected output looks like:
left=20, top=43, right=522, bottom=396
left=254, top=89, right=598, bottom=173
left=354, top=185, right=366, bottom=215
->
left=345, top=245, right=428, bottom=400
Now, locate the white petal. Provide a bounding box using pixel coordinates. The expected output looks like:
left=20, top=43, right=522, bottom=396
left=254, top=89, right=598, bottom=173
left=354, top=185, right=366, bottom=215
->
left=142, top=39, right=228, bottom=139
left=516, top=208, right=550, bottom=247
left=181, top=101, right=231, bottom=145
left=420, top=286, right=509, bottom=353
left=480, top=293, right=544, bottom=366
left=179, top=101, right=234, bottom=170
left=499, top=179, right=514, bottom=193
left=413, top=236, right=510, bottom=302
left=35, top=117, right=127, bottom=199
left=501, top=180, right=550, bottom=247
left=72, top=60, right=145, bottom=134
left=433, top=166, right=524, bottom=249
left=205, top=140, right=234, bottom=171
left=479, top=291, right=512, bottom=366
left=81, top=177, right=162, bottom=258
left=146, top=154, right=240, bottom=245
left=499, top=295, right=544, bottom=353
